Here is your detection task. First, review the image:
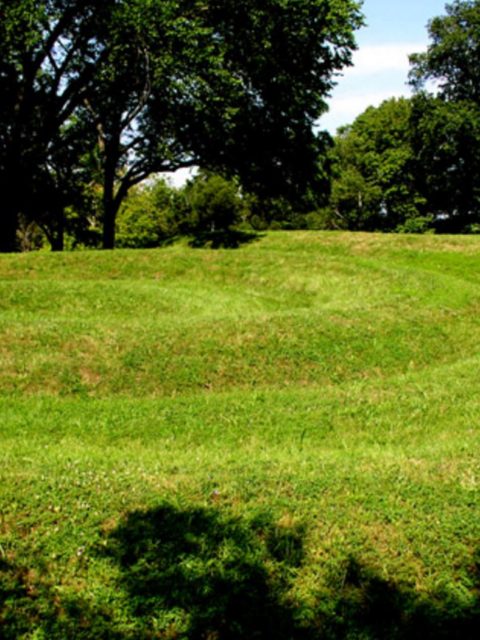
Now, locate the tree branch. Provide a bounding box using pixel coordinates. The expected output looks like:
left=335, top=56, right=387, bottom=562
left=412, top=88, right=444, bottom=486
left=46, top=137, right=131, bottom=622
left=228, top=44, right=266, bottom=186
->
left=32, top=5, right=80, bottom=76
left=120, top=46, right=152, bottom=128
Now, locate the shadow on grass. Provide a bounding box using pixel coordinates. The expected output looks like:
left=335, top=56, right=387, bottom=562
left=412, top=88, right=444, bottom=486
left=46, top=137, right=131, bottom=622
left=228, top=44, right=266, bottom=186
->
left=103, top=505, right=480, bottom=639
left=329, top=556, right=480, bottom=640
left=1, top=505, right=479, bottom=639
left=0, top=557, right=124, bottom=640
left=103, top=504, right=307, bottom=639
left=188, top=229, right=262, bottom=249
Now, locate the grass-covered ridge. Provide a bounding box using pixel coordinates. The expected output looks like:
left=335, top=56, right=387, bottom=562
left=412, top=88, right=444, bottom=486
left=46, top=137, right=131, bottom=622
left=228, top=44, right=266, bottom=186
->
left=1, top=231, right=479, bottom=638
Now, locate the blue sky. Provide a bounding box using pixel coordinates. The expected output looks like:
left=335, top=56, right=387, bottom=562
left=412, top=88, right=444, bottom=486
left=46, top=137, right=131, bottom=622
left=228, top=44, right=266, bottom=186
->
left=320, top=0, right=449, bottom=132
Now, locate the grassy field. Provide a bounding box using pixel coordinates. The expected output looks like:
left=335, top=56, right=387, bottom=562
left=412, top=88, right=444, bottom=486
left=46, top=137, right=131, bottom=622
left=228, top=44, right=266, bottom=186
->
left=1, top=231, right=479, bottom=639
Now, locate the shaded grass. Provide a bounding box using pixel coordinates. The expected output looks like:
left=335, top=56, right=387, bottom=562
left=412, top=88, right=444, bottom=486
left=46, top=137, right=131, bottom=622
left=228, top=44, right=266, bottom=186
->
left=1, top=231, right=480, bottom=637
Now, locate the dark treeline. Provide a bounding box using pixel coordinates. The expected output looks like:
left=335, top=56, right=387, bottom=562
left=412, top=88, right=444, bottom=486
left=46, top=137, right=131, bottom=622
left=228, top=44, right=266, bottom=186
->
left=2, top=1, right=480, bottom=251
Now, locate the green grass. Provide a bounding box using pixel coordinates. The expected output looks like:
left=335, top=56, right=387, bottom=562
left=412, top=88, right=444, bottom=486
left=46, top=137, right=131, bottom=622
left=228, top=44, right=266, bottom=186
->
left=1, top=231, right=479, bottom=638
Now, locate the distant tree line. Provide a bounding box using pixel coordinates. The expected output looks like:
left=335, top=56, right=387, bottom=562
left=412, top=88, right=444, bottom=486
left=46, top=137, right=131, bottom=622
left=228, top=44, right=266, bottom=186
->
left=317, top=0, right=480, bottom=234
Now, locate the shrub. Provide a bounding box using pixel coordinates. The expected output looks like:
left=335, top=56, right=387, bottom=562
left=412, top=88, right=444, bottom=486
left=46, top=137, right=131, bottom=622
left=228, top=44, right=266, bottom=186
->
left=116, top=179, right=177, bottom=248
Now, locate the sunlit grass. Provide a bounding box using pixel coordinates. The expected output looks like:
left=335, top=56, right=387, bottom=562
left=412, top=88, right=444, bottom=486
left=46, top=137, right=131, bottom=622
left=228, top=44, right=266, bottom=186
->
left=1, top=232, right=479, bottom=638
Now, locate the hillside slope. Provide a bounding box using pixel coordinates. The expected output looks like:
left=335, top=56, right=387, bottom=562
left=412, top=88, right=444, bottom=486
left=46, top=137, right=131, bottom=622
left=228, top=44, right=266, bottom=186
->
left=1, top=232, right=479, bottom=638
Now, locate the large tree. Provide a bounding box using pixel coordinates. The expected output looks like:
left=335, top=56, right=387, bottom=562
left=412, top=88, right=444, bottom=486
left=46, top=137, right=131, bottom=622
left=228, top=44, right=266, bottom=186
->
left=409, top=0, right=480, bottom=229
left=410, top=94, right=480, bottom=230
left=0, top=0, right=116, bottom=251
left=0, top=0, right=363, bottom=251
left=409, top=0, right=480, bottom=103
left=328, top=98, right=424, bottom=231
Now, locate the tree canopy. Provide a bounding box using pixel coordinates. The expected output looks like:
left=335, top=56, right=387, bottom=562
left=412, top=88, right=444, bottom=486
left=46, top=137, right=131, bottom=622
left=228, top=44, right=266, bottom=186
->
left=408, top=0, right=480, bottom=230
left=323, top=1, right=480, bottom=234
left=409, top=0, right=480, bottom=102
left=327, top=98, right=425, bottom=231
left=0, top=0, right=363, bottom=251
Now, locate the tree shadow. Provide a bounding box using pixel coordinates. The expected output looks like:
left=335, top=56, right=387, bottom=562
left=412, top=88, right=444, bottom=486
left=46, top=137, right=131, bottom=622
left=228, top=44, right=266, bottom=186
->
left=0, top=558, right=32, bottom=639
left=103, top=505, right=480, bottom=639
left=1, top=507, right=479, bottom=639
left=0, top=556, right=124, bottom=639
left=328, top=555, right=480, bottom=640
left=103, top=504, right=308, bottom=639
left=188, top=229, right=262, bottom=249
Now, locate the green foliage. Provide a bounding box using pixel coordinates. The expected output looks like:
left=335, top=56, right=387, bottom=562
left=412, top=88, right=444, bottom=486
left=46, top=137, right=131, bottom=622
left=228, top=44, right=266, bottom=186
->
left=15, top=217, right=47, bottom=252
left=247, top=196, right=296, bottom=230
left=396, top=215, right=435, bottom=234
left=324, top=1, right=480, bottom=235
left=410, top=95, right=480, bottom=229
left=116, top=179, right=177, bottom=249
left=303, top=207, right=343, bottom=230
left=180, top=173, right=245, bottom=236
left=0, top=0, right=106, bottom=251
left=0, top=0, right=364, bottom=251
left=409, top=0, right=480, bottom=102
left=245, top=191, right=333, bottom=231
left=330, top=162, right=382, bottom=230
left=328, top=98, right=424, bottom=231
left=409, top=1, right=480, bottom=230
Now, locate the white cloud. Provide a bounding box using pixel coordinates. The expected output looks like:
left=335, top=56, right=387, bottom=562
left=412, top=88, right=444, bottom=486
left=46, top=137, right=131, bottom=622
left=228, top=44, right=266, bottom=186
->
left=319, top=90, right=408, bottom=133
left=319, top=42, right=428, bottom=132
left=343, top=43, right=426, bottom=78
left=328, top=89, right=408, bottom=116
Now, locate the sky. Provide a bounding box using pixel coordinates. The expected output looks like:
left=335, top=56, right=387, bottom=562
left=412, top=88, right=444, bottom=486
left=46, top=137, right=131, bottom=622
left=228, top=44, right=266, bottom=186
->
left=319, top=0, right=448, bottom=133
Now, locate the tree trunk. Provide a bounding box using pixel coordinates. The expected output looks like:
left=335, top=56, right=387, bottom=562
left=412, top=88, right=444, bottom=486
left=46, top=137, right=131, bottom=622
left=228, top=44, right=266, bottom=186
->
left=102, top=202, right=116, bottom=249
left=0, top=183, right=20, bottom=253
left=50, top=226, right=64, bottom=251
left=0, top=213, right=19, bottom=252
left=101, top=161, right=135, bottom=249
left=51, top=236, right=64, bottom=252
left=51, top=207, right=65, bottom=251
left=101, top=141, right=120, bottom=250
left=102, top=174, right=117, bottom=250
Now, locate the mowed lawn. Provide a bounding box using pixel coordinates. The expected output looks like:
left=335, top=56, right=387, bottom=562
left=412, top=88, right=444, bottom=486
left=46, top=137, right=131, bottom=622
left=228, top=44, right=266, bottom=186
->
left=1, top=231, right=479, bottom=639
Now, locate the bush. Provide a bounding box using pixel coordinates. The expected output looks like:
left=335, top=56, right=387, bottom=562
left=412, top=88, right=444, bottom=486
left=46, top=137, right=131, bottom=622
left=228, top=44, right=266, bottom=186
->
left=396, top=215, right=434, bottom=234
left=116, top=179, right=177, bottom=248
left=181, top=173, right=245, bottom=235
